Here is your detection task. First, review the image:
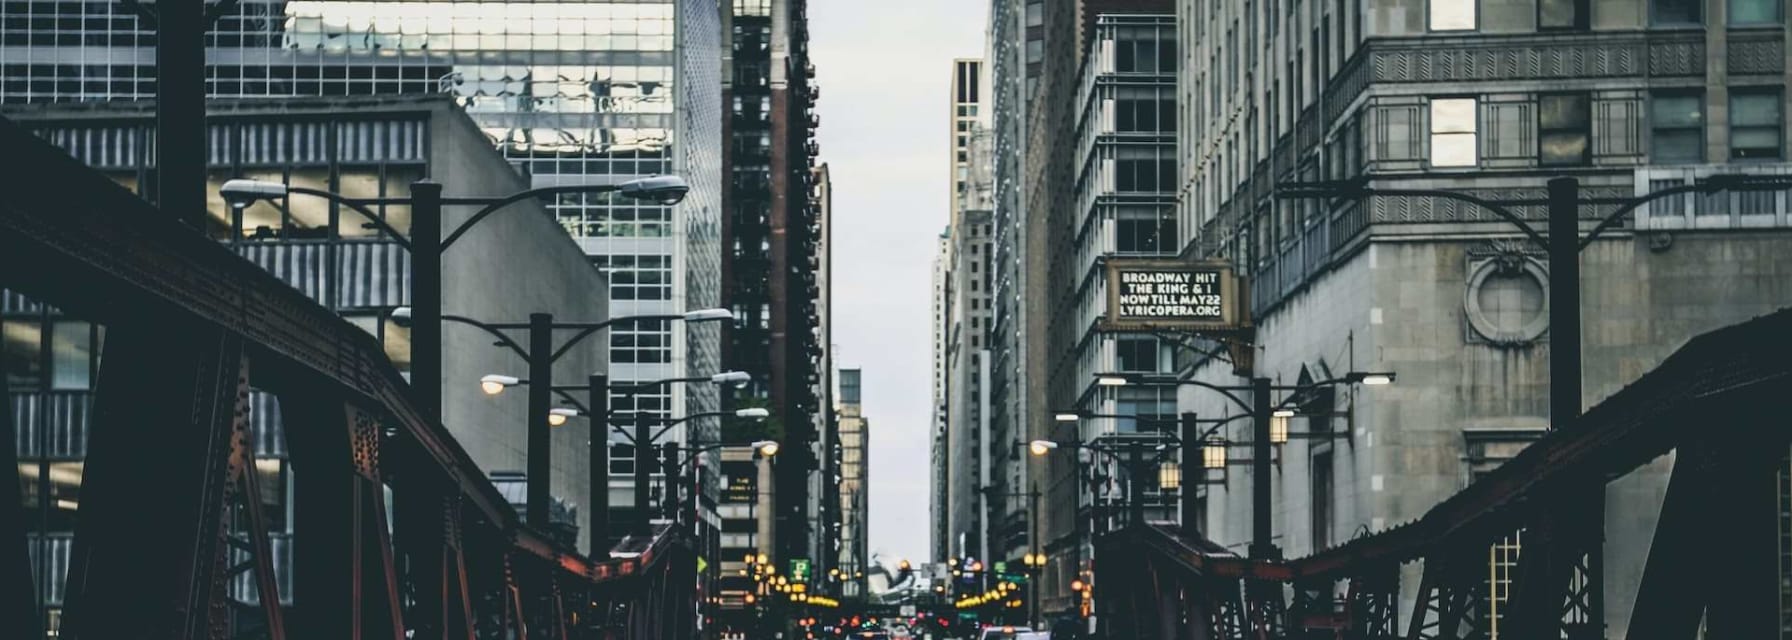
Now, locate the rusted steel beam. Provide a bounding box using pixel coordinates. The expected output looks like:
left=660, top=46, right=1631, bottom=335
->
left=226, top=361, right=288, bottom=640
left=286, top=398, right=407, bottom=639
left=60, top=328, right=245, bottom=639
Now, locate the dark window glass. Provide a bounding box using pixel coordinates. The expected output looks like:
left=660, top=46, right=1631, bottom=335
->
left=1116, top=207, right=1177, bottom=254
left=1731, top=89, right=1782, bottom=160
left=1730, top=0, right=1780, bottom=23
left=1651, top=0, right=1701, bottom=24
left=1115, top=337, right=1159, bottom=372
left=49, top=322, right=93, bottom=391
left=1539, top=0, right=1589, bottom=28
left=1651, top=92, right=1704, bottom=163
left=1539, top=93, right=1591, bottom=166
left=1312, top=452, right=1333, bottom=549
left=3, top=320, right=42, bottom=388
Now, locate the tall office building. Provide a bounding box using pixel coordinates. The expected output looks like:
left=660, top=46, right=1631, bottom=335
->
left=1018, top=0, right=1174, bottom=617
left=0, top=0, right=727, bottom=545
left=1050, top=5, right=1182, bottom=554
left=1173, top=0, right=1792, bottom=632
left=835, top=368, right=869, bottom=598
left=720, top=0, right=829, bottom=570
left=929, top=227, right=953, bottom=562
left=981, top=0, right=1033, bottom=573
left=941, top=58, right=997, bottom=565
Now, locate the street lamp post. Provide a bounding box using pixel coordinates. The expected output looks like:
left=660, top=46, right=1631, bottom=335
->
left=220, top=175, right=691, bottom=426
left=1093, top=371, right=1392, bottom=558
left=413, top=309, right=732, bottom=531
left=616, top=408, right=773, bottom=537
left=487, top=371, right=751, bottom=546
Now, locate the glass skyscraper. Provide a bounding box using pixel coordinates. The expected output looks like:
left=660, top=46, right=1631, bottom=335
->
left=0, top=0, right=725, bottom=549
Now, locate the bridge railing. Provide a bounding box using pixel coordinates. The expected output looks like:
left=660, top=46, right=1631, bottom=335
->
left=1096, top=305, right=1792, bottom=640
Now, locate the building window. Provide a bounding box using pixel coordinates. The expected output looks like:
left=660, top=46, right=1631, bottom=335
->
left=1731, top=0, right=1781, bottom=24
left=1114, top=27, right=1175, bottom=74
left=1651, top=0, right=1701, bottom=24
left=1538, top=0, right=1589, bottom=29
left=1115, top=146, right=1177, bottom=192
left=1312, top=452, right=1333, bottom=550
left=1539, top=93, right=1591, bottom=166
left=1731, top=89, right=1783, bottom=160
left=1115, top=336, right=1161, bottom=373
left=1429, top=0, right=1476, bottom=30
left=1116, top=87, right=1176, bottom=134
left=1430, top=98, right=1478, bottom=167
left=1115, top=207, right=1176, bottom=254
left=1651, top=92, right=1704, bottom=163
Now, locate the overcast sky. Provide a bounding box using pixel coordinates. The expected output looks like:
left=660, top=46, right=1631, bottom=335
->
left=810, top=2, right=985, bottom=565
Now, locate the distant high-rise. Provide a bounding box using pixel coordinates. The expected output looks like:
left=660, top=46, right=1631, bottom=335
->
left=835, top=368, right=869, bottom=598
left=720, top=0, right=830, bottom=578
left=940, top=57, right=996, bottom=566
left=929, top=227, right=954, bottom=562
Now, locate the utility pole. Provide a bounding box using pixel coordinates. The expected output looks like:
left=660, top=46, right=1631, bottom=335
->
left=1249, top=376, right=1275, bottom=559
left=589, top=374, right=609, bottom=552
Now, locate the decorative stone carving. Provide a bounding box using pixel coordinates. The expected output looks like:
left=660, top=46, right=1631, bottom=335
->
left=1728, top=34, right=1786, bottom=75
left=1464, top=246, right=1549, bottom=347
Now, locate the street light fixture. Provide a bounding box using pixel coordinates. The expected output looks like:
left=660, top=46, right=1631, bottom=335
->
left=1347, top=371, right=1396, bottom=386
left=547, top=407, right=578, bottom=427
left=1054, top=412, right=1081, bottom=422
left=1158, top=462, right=1181, bottom=491
left=1095, top=376, right=1129, bottom=387
left=1202, top=438, right=1229, bottom=470
left=480, top=374, right=520, bottom=396
left=712, top=371, right=753, bottom=384
left=1027, top=440, right=1058, bottom=456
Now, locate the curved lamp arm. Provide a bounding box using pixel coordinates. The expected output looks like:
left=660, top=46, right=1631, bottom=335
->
left=441, top=184, right=621, bottom=250
left=286, top=186, right=414, bottom=249
left=550, top=314, right=689, bottom=364
left=440, top=314, right=530, bottom=362
left=650, top=410, right=734, bottom=442
left=1578, top=181, right=1738, bottom=251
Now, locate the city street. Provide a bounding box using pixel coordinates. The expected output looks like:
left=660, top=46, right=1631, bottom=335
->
left=4, top=0, right=1792, bottom=638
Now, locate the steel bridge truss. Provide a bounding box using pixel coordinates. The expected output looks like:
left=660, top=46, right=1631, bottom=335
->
left=0, top=113, right=696, bottom=638
left=1095, top=303, right=1792, bottom=639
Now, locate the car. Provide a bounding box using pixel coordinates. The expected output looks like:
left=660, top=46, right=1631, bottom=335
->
left=976, top=626, right=1043, bottom=640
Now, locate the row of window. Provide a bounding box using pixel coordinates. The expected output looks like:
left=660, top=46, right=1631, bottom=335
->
left=1421, top=89, right=1783, bottom=168
left=1429, top=0, right=1779, bottom=30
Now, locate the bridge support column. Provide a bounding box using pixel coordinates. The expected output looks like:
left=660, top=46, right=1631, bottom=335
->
left=1628, top=431, right=1783, bottom=639
left=397, top=488, right=476, bottom=640
left=60, top=328, right=253, bottom=638
left=1405, top=546, right=1487, bottom=640
left=286, top=398, right=406, bottom=640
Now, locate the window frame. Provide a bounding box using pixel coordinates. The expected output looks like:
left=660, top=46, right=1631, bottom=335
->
left=1537, top=92, right=1592, bottom=167
left=1427, top=0, right=1478, bottom=31
left=1729, top=87, right=1784, bottom=161
left=1649, top=0, right=1703, bottom=26
left=1649, top=90, right=1705, bottom=164
left=1429, top=96, right=1480, bottom=168
left=1537, top=0, right=1590, bottom=30
left=1729, top=0, right=1782, bottom=25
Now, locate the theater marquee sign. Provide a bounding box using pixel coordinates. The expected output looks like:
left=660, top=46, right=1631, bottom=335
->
left=1103, top=259, right=1245, bottom=332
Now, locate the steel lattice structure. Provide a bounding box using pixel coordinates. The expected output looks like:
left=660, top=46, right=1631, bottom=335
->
left=1094, top=303, right=1792, bottom=639
left=0, top=113, right=697, bottom=639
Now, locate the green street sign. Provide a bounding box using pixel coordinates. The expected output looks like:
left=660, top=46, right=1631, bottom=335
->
left=789, top=558, right=812, bottom=582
